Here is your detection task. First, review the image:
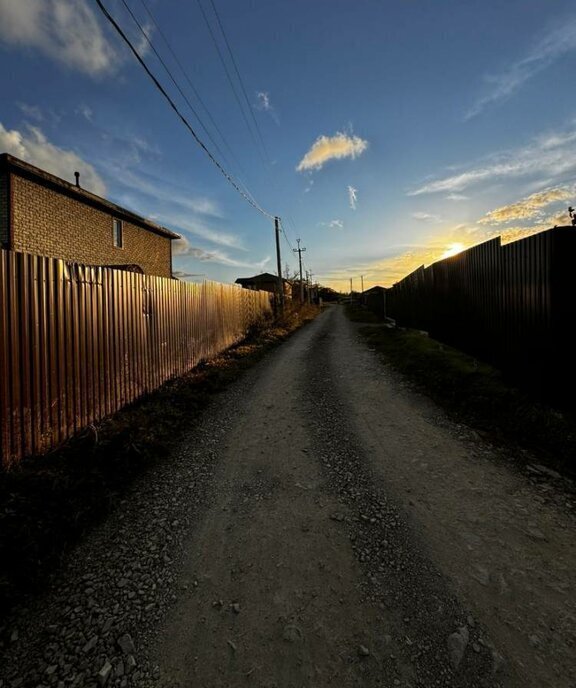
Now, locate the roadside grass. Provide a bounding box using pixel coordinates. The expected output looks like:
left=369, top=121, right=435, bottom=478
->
left=346, top=306, right=576, bottom=478
left=0, top=303, right=319, bottom=616
left=345, top=303, right=382, bottom=323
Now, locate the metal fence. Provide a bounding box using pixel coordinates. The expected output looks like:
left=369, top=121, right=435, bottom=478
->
left=0, top=249, right=272, bottom=468
left=386, top=226, right=576, bottom=396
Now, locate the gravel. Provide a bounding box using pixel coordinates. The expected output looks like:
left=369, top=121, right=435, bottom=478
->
left=303, top=319, right=497, bottom=687
left=0, top=372, right=254, bottom=688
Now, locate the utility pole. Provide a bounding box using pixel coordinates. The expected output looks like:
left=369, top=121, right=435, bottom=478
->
left=293, top=238, right=306, bottom=303
left=308, top=270, right=314, bottom=304
left=360, top=275, right=364, bottom=293
left=274, top=216, right=284, bottom=313
left=349, top=277, right=353, bottom=296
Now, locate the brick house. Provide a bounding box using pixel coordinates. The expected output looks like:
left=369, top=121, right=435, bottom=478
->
left=0, top=153, right=179, bottom=277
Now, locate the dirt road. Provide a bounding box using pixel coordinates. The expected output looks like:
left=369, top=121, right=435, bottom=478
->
left=2, top=305, right=575, bottom=688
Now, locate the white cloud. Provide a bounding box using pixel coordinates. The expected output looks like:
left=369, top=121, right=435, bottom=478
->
left=0, top=121, right=106, bottom=196
left=409, top=123, right=576, bottom=196
left=446, top=193, right=468, bottom=201
left=348, top=185, right=358, bottom=210
left=412, top=212, right=441, bottom=222
left=160, top=213, right=245, bottom=250
left=110, top=168, right=223, bottom=219
left=173, top=270, right=207, bottom=282
left=0, top=0, right=119, bottom=76
left=255, top=91, right=279, bottom=124
left=319, top=219, right=344, bottom=229
left=466, top=19, right=576, bottom=119
left=256, top=92, right=271, bottom=111
left=296, top=132, right=368, bottom=172
left=479, top=186, right=572, bottom=225
left=173, top=235, right=270, bottom=270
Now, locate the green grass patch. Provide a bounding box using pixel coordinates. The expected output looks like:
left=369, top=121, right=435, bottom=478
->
left=358, top=325, right=576, bottom=478
left=345, top=303, right=383, bottom=323
left=0, top=304, right=320, bottom=615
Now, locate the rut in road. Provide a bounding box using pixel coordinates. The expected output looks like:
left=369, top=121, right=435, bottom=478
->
left=1, top=305, right=574, bottom=688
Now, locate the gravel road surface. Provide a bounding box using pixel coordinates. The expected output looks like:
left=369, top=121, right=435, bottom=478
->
left=1, top=305, right=575, bottom=688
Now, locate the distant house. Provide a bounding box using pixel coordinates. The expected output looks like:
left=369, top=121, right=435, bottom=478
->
left=0, top=153, right=179, bottom=278
left=235, top=272, right=292, bottom=299
left=362, top=285, right=386, bottom=318
left=362, top=285, right=386, bottom=297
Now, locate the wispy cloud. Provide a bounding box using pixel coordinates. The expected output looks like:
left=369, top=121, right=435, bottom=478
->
left=319, top=219, right=344, bottom=229
left=478, top=186, right=572, bottom=224
left=412, top=211, right=441, bottom=222
left=108, top=167, right=223, bottom=219
left=17, top=102, right=43, bottom=121
left=159, top=212, right=245, bottom=250
left=0, top=120, right=106, bottom=195
left=409, top=123, right=576, bottom=196
left=0, top=0, right=119, bottom=76
left=75, top=104, right=93, bottom=122
left=296, top=132, right=368, bottom=172
left=173, top=235, right=270, bottom=270
left=446, top=193, right=468, bottom=201
left=173, top=270, right=206, bottom=282
left=255, top=91, right=279, bottom=124
left=348, top=185, right=358, bottom=210
left=256, top=92, right=271, bottom=111
left=466, top=19, right=576, bottom=119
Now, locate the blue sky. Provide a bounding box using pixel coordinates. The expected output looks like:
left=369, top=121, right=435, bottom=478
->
left=1, top=0, right=576, bottom=289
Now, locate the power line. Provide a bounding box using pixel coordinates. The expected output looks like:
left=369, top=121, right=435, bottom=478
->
left=120, top=0, right=229, bottom=167
left=94, top=0, right=274, bottom=219
left=135, top=0, right=256, bottom=196
left=207, top=0, right=270, bottom=164
left=196, top=0, right=265, bottom=164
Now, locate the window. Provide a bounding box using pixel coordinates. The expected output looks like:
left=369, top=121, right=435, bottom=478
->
left=113, top=218, right=123, bottom=248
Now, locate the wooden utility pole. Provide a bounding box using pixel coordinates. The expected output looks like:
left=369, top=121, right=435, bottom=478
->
left=349, top=277, right=353, bottom=295
left=360, top=275, right=364, bottom=293
left=274, top=216, right=284, bottom=313
left=293, top=238, right=306, bottom=303
left=308, top=270, right=315, bottom=304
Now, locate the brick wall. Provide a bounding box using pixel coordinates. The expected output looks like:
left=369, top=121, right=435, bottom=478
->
left=0, top=172, right=7, bottom=246
left=10, top=174, right=172, bottom=277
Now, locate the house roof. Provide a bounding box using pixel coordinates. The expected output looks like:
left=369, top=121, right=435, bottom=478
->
left=235, top=272, right=289, bottom=284
left=363, top=285, right=386, bottom=294
left=0, top=153, right=180, bottom=240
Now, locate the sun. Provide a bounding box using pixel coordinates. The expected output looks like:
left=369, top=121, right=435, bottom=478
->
left=440, top=242, right=466, bottom=259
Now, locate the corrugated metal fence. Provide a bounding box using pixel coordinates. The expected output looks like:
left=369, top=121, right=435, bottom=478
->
left=0, top=249, right=272, bottom=468
left=386, top=226, right=576, bottom=395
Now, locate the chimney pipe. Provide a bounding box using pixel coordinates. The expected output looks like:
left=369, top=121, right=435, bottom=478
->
left=74, top=171, right=80, bottom=188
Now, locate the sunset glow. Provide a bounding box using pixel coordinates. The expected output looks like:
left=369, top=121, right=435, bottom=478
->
left=0, top=1, right=574, bottom=293
left=440, top=243, right=466, bottom=260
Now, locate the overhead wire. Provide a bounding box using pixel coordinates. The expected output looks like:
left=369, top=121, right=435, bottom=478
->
left=135, top=0, right=258, bottom=200
left=195, top=0, right=266, bottom=165
left=171, top=0, right=308, bottom=264
left=207, top=0, right=270, bottom=164
left=94, top=0, right=274, bottom=219
left=119, top=0, right=230, bottom=167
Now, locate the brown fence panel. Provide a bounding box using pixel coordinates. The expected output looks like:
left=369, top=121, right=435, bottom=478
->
left=386, top=227, right=576, bottom=397
left=0, top=249, right=272, bottom=468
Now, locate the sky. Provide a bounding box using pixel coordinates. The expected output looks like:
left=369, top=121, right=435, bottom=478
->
left=1, top=0, right=576, bottom=290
